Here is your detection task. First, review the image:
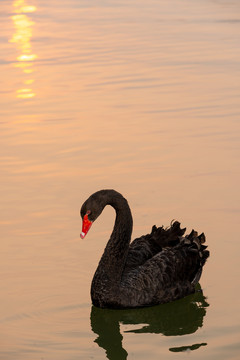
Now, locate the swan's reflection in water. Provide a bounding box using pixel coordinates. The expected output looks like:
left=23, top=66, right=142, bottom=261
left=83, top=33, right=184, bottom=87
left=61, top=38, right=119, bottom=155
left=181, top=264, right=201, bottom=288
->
left=90, top=286, right=209, bottom=359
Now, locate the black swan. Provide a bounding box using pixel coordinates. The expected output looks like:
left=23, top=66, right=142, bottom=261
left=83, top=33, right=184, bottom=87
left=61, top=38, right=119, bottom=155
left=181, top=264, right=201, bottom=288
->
left=80, top=189, right=209, bottom=309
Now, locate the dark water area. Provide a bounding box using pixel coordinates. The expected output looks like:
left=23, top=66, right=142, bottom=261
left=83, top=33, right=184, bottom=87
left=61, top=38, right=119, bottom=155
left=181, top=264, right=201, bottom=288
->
left=91, top=287, right=209, bottom=359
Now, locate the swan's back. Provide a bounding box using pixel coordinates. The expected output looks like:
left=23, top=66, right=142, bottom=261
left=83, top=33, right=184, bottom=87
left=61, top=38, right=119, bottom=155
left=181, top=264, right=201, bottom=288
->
left=125, top=221, right=208, bottom=274
left=118, top=222, right=209, bottom=308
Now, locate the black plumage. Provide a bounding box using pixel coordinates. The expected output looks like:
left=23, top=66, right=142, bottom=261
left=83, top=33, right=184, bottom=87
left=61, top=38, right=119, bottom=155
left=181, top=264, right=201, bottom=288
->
left=80, top=189, right=209, bottom=309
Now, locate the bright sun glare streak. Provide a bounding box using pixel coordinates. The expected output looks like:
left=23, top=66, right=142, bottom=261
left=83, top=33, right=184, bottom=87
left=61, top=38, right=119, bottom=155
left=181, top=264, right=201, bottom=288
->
left=9, top=0, right=37, bottom=98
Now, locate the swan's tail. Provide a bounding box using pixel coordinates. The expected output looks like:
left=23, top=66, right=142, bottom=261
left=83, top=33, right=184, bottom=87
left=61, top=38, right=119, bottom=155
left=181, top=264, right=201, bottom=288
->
left=183, top=229, right=209, bottom=265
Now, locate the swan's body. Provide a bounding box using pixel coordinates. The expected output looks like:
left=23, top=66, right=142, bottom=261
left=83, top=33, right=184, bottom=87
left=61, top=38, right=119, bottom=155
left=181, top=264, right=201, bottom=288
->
left=80, top=190, right=209, bottom=309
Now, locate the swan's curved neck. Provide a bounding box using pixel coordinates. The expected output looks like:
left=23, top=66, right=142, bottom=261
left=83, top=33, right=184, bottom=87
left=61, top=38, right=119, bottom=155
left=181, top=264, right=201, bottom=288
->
left=92, top=192, right=133, bottom=288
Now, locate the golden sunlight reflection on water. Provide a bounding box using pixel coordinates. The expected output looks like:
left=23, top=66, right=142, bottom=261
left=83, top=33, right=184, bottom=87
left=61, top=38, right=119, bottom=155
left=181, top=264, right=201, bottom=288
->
left=9, top=0, right=37, bottom=98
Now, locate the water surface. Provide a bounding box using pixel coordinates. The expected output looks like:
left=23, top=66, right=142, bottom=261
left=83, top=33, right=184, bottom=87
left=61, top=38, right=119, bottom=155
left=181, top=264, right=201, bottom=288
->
left=1, top=0, right=240, bottom=359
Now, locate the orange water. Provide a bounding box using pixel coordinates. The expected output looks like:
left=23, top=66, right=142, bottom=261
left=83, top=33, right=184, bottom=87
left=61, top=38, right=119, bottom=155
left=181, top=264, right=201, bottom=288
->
left=1, top=0, right=240, bottom=359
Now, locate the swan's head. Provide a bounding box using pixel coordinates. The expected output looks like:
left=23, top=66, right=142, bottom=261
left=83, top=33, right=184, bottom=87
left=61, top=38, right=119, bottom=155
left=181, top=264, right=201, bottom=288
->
left=80, top=190, right=108, bottom=239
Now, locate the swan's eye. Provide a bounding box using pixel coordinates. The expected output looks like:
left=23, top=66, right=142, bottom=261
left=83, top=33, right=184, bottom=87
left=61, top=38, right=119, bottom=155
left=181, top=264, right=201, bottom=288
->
left=86, top=209, right=94, bottom=222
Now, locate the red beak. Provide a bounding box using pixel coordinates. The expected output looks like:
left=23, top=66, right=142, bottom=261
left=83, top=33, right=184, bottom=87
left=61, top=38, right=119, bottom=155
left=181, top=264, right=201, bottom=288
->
left=80, top=213, right=92, bottom=239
